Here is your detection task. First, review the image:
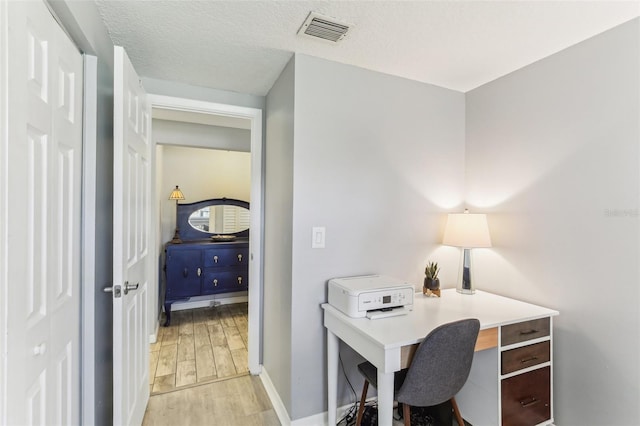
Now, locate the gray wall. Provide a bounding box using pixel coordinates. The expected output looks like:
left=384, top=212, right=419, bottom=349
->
left=466, top=18, right=640, bottom=425
left=273, top=54, right=466, bottom=420
left=264, top=56, right=296, bottom=415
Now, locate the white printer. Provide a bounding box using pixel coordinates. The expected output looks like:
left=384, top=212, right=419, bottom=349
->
left=328, top=275, right=414, bottom=319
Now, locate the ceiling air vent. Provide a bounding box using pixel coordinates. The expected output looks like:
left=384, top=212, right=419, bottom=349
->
left=297, top=12, right=351, bottom=43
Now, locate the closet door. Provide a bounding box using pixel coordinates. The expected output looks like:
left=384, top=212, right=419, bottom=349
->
left=2, top=0, right=83, bottom=423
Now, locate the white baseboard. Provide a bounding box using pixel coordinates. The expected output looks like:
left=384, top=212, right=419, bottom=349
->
left=169, top=293, right=248, bottom=312
left=290, top=402, right=359, bottom=426
left=291, top=410, right=328, bottom=426
left=259, top=366, right=357, bottom=426
left=259, top=367, right=291, bottom=425
left=149, top=319, right=160, bottom=344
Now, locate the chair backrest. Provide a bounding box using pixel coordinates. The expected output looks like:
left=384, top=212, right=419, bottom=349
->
left=395, top=318, right=480, bottom=407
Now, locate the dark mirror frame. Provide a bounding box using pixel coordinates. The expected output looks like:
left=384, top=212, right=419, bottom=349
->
left=177, top=197, right=250, bottom=241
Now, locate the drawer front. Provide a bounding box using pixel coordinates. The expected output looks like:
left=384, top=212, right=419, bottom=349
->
left=502, top=317, right=550, bottom=346
left=202, top=268, right=248, bottom=294
left=501, top=366, right=551, bottom=426
left=204, top=248, right=248, bottom=268
left=502, top=341, right=550, bottom=375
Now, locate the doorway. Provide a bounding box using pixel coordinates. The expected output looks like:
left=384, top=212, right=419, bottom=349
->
left=148, top=95, right=263, bottom=376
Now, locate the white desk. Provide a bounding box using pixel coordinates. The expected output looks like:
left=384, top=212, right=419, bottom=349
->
left=322, top=289, right=559, bottom=426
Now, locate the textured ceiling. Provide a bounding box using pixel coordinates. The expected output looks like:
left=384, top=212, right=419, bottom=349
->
left=95, top=1, right=640, bottom=96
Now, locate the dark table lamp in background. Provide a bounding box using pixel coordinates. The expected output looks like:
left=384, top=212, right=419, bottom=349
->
left=169, top=185, right=185, bottom=244
left=442, top=209, right=492, bottom=294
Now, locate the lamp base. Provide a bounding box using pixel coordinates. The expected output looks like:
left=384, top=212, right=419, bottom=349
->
left=456, top=286, right=475, bottom=295
left=456, top=249, right=475, bottom=295
left=170, top=228, right=182, bottom=244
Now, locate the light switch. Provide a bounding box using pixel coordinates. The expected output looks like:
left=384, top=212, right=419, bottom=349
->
left=312, top=226, right=326, bottom=249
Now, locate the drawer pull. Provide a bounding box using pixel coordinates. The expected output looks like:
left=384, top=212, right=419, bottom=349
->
left=519, top=329, right=539, bottom=336
left=213, top=255, right=218, bottom=264
left=213, top=279, right=218, bottom=287
left=521, top=356, right=538, bottom=364
left=237, top=276, right=242, bottom=285
left=238, top=254, right=243, bottom=262
left=519, top=397, right=540, bottom=408
left=183, top=268, right=188, bottom=277
left=197, top=267, right=202, bottom=277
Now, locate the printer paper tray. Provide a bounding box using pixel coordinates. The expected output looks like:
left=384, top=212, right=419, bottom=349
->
left=365, top=306, right=410, bottom=320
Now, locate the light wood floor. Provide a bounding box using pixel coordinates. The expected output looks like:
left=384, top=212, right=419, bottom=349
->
left=143, top=374, right=280, bottom=426
left=150, top=303, right=249, bottom=394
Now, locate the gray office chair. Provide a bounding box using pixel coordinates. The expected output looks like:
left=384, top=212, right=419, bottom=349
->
left=355, top=318, right=480, bottom=426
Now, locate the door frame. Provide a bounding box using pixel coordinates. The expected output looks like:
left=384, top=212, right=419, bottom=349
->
left=148, top=94, right=263, bottom=374
left=81, top=54, right=98, bottom=425
left=0, top=1, right=7, bottom=422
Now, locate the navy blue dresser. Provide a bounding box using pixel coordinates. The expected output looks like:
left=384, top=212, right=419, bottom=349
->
left=164, top=239, right=249, bottom=325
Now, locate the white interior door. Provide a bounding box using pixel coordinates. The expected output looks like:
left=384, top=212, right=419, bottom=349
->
left=111, top=46, right=151, bottom=425
left=1, top=0, right=83, bottom=423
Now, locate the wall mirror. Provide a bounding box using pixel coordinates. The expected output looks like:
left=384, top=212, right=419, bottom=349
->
left=177, top=198, right=250, bottom=241
left=188, top=205, right=250, bottom=234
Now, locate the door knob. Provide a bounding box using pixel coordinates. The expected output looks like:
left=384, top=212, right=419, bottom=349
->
left=103, top=285, right=122, bottom=298
left=123, top=281, right=139, bottom=295
left=33, top=343, right=47, bottom=356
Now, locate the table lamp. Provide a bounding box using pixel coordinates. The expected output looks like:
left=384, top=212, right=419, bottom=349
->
left=442, top=209, right=492, bottom=294
left=169, top=185, right=185, bottom=244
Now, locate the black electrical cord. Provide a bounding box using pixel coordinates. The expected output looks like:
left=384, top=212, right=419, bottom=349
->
left=335, top=351, right=359, bottom=425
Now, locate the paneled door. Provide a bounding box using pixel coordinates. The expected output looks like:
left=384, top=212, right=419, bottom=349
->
left=111, top=46, right=151, bottom=425
left=1, top=0, right=83, bottom=424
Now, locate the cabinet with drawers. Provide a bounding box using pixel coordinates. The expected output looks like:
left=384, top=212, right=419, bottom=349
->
left=458, top=315, right=555, bottom=426
left=499, top=317, right=553, bottom=426
left=164, top=240, right=248, bottom=326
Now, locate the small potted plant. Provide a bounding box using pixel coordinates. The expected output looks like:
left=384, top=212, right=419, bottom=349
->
left=423, top=261, right=441, bottom=297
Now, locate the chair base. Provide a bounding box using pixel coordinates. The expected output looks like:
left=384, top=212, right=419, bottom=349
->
left=355, top=384, right=465, bottom=426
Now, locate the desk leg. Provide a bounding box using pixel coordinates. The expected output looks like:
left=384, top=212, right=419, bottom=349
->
left=327, top=329, right=338, bottom=425
left=377, top=370, right=394, bottom=426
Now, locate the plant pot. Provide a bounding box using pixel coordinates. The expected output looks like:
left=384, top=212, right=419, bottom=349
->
left=423, top=278, right=441, bottom=297
left=424, top=278, right=440, bottom=291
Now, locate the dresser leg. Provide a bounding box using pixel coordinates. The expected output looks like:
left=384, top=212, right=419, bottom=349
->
left=164, top=302, right=172, bottom=326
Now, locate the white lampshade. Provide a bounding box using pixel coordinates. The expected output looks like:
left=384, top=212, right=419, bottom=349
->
left=442, top=211, right=492, bottom=248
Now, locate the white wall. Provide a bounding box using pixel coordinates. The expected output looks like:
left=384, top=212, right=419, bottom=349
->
left=466, top=18, right=640, bottom=425
left=285, top=54, right=466, bottom=420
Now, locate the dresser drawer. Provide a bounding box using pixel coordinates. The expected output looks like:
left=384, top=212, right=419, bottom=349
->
left=501, top=366, right=551, bottom=426
left=203, top=247, right=248, bottom=267
left=502, top=341, right=550, bottom=375
left=502, top=317, right=550, bottom=346
left=202, top=268, right=248, bottom=294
